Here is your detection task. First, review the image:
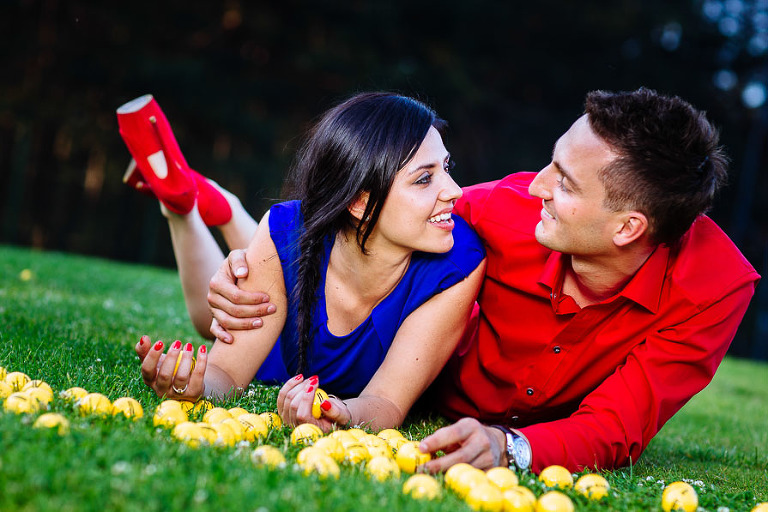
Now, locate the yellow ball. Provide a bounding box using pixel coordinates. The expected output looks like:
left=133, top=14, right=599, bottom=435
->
left=502, top=486, right=537, bottom=512
left=172, top=421, right=206, bottom=448
left=228, top=407, right=249, bottom=418
left=366, top=455, right=401, bottom=481
left=313, top=436, right=345, bottom=462
left=661, top=482, right=698, bottom=512
left=24, top=387, right=53, bottom=407
left=77, top=393, right=112, bottom=417
left=5, top=371, right=30, bottom=391
left=466, top=481, right=504, bottom=512
left=60, top=387, right=88, bottom=402
left=112, top=397, right=144, bottom=420
left=4, top=392, right=40, bottom=414
left=300, top=452, right=340, bottom=479
left=153, top=404, right=188, bottom=428
left=751, top=503, right=768, bottom=512
left=344, top=443, right=371, bottom=464
left=574, top=473, right=610, bottom=500
left=486, top=466, right=519, bottom=491
left=0, top=381, right=12, bottom=399
left=402, top=474, right=442, bottom=500
left=536, top=491, right=574, bottom=512
left=237, top=413, right=269, bottom=442
left=203, top=407, right=233, bottom=424
left=33, top=412, right=70, bottom=435
left=290, top=423, right=323, bottom=446
left=312, top=387, right=329, bottom=419
left=259, top=411, right=282, bottom=429
left=538, top=465, right=574, bottom=489
left=19, top=268, right=33, bottom=281
left=395, top=441, right=431, bottom=473
left=251, top=445, right=286, bottom=469
left=452, top=468, right=489, bottom=499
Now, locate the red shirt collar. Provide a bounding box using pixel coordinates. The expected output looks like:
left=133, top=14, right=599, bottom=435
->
left=538, top=245, right=669, bottom=314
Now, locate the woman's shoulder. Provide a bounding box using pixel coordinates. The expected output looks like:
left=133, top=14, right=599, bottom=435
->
left=268, top=200, right=302, bottom=233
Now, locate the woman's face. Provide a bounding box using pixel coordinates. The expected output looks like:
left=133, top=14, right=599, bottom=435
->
left=371, top=126, right=462, bottom=256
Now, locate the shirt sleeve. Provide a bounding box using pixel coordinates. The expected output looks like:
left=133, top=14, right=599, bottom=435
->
left=456, top=180, right=500, bottom=227
left=519, top=276, right=758, bottom=472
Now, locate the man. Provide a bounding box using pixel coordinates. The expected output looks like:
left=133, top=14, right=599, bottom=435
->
left=207, top=88, right=759, bottom=473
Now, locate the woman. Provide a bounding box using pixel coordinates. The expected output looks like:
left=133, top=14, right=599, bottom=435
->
left=120, top=92, right=485, bottom=431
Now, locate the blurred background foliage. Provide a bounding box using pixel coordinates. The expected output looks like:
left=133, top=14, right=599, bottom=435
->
left=1, top=0, right=766, bottom=359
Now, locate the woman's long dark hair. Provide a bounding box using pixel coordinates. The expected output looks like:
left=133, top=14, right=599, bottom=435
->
left=287, top=92, right=445, bottom=373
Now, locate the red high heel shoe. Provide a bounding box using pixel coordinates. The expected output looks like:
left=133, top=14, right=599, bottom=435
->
left=117, top=95, right=232, bottom=225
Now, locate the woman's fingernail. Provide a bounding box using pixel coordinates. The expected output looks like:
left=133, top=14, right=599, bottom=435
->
left=294, top=374, right=303, bottom=381
left=185, top=343, right=193, bottom=352
left=252, top=319, right=262, bottom=328
left=199, top=345, right=207, bottom=354
left=320, top=400, right=331, bottom=411
left=267, top=305, right=276, bottom=314
left=309, top=375, right=318, bottom=382
left=235, top=267, right=247, bottom=277
left=172, top=340, right=182, bottom=350
left=306, top=386, right=314, bottom=394
left=154, top=341, right=163, bottom=351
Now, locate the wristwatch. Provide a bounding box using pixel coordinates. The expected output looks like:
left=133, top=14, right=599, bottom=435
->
left=491, top=425, right=532, bottom=471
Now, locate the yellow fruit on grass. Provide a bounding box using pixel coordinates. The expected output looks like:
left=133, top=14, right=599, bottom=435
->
left=365, top=443, right=393, bottom=459
left=228, top=407, right=249, bottom=418
left=445, top=463, right=480, bottom=492
left=395, top=441, right=431, bottom=473
left=237, top=413, right=269, bottom=442
left=538, top=465, right=574, bottom=489
left=172, top=421, right=206, bottom=448
left=220, top=418, right=246, bottom=442
left=312, top=387, right=329, bottom=419
left=347, top=427, right=367, bottom=439
left=112, top=397, right=144, bottom=420
left=60, top=387, right=88, bottom=402
left=195, top=422, right=218, bottom=445
left=211, top=421, right=237, bottom=447
left=0, top=366, right=6, bottom=380
left=313, top=436, right=345, bottom=462
left=24, top=387, right=52, bottom=407
left=203, top=407, right=233, bottom=424
left=259, top=411, right=282, bottom=429
left=402, top=474, right=442, bottom=500
left=574, top=473, right=610, bottom=500
left=465, top=481, right=504, bottom=512
left=377, top=428, right=405, bottom=442
left=77, top=393, right=112, bottom=417
left=366, top=455, right=400, bottom=481
left=300, top=452, right=340, bottom=479
left=153, top=404, right=188, bottom=428
left=502, top=486, right=537, bottom=512
left=361, top=433, right=389, bottom=449
left=536, top=491, right=574, bottom=512
left=344, top=443, right=371, bottom=464
left=33, top=413, right=70, bottom=435
left=0, top=381, right=12, bottom=399
left=22, top=380, right=53, bottom=395
left=251, top=445, right=286, bottom=469
left=388, top=436, right=409, bottom=451
left=190, top=399, right=214, bottom=416
left=290, top=423, right=323, bottom=446
left=452, top=467, right=489, bottom=499
left=751, top=503, right=768, bottom=512
left=486, top=466, right=519, bottom=491
left=5, top=371, right=30, bottom=391
left=4, top=392, right=41, bottom=414
left=330, top=430, right=358, bottom=448
left=661, top=482, right=698, bottom=512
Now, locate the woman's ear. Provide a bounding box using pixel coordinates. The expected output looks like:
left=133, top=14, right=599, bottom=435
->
left=347, top=191, right=370, bottom=221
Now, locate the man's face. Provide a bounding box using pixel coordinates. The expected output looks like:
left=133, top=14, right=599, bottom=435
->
left=528, top=115, right=625, bottom=256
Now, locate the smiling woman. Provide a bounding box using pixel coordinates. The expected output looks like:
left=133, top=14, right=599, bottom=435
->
left=121, top=92, right=486, bottom=432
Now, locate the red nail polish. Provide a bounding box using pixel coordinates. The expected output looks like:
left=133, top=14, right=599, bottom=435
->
left=294, top=374, right=303, bottom=381
left=309, top=375, right=318, bottom=382
left=306, top=386, right=314, bottom=394
left=139, top=335, right=149, bottom=346
left=320, top=400, right=331, bottom=411
left=154, top=341, right=163, bottom=351
left=184, top=343, right=193, bottom=352
left=199, top=345, right=207, bottom=354
left=172, top=340, right=182, bottom=350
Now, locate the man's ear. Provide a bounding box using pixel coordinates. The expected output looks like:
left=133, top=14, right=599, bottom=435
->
left=347, top=191, right=370, bottom=221
left=614, top=211, right=649, bottom=247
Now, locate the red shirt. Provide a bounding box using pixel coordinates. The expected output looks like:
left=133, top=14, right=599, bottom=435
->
left=437, top=172, right=760, bottom=472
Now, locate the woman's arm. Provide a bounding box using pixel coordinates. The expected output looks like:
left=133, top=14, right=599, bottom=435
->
left=350, top=259, right=485, bottom=429
left=204, top=210, right=289, bottom=398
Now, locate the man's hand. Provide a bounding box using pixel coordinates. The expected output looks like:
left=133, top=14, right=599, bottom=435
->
left=207, top=249, right=277, bottom=343
left=418, top=417, right=507, bottom=472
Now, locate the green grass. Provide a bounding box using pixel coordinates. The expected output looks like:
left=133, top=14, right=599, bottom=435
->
left=0, top=244, right=766, bottom=511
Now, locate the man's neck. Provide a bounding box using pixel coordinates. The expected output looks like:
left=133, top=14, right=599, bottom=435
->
left=564, top=245, right=656, bottom=308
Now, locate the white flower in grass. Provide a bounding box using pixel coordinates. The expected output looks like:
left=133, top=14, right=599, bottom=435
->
left=111, top=461, right=131, bottom=475
left=717, top=507, right=730, bottom=512
left=144, top=464, right=157, bottom=475
left=646, top=476, right=656, bottom=482
left=193, top=489, right=208, bottom=503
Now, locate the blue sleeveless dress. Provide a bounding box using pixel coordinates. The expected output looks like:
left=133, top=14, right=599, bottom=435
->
left=254, top=200, right=485, bottom=396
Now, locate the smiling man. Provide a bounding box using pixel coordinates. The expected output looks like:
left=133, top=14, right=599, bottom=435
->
left=207, top=88, right=759, bottom=473
left=418, top=88, right=759, bottom=473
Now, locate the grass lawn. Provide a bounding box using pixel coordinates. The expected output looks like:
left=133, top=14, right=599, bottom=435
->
left=1, top=244, right=766, bottom=511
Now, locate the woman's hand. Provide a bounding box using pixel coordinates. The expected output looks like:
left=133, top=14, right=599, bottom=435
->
left=276, top=375, right=350, bottom=431
left=134, top=335, right=208, bottom=401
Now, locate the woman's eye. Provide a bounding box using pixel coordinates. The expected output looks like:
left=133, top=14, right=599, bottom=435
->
left=415, top=173, right=432, bottom=185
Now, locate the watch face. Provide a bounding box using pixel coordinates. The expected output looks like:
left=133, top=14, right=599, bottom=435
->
left=513, top=437, right=532, bottom=469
